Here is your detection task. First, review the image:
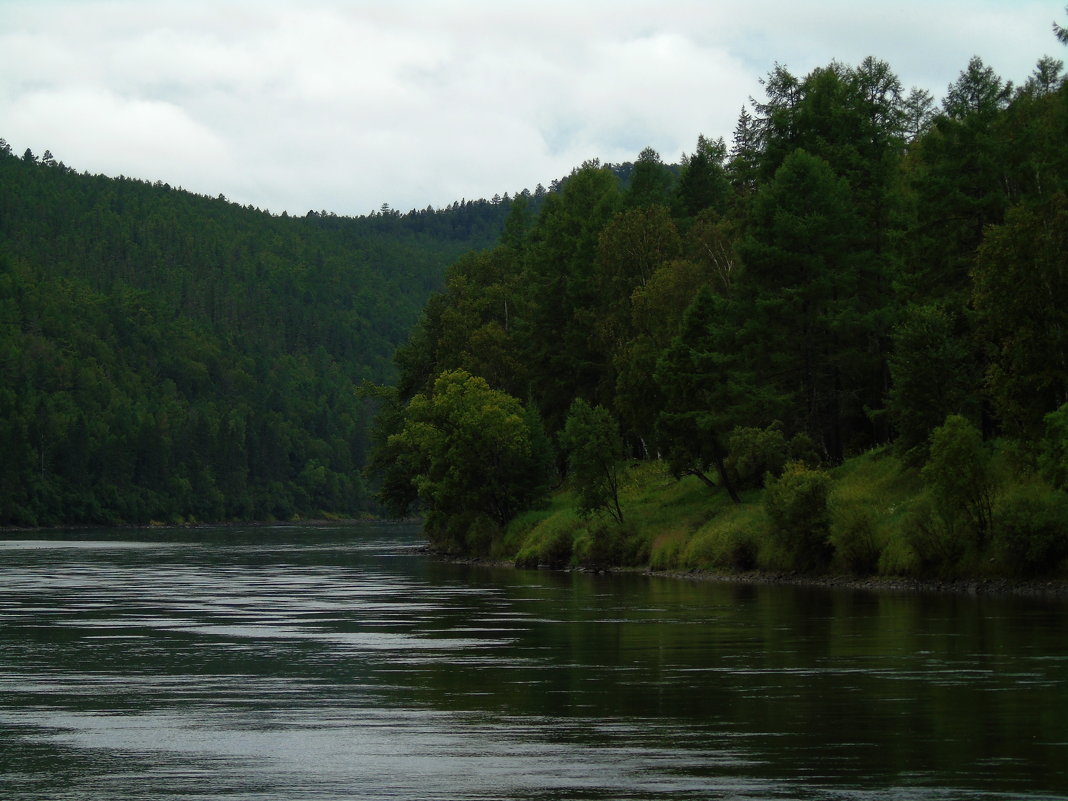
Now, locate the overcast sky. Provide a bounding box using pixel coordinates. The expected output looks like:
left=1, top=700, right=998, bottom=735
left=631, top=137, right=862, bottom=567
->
left=1, top=1, right=1064, bottom=216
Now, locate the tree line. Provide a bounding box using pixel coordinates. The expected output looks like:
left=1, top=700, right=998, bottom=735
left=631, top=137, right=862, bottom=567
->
left=371, top=34, right=1068, bottom=576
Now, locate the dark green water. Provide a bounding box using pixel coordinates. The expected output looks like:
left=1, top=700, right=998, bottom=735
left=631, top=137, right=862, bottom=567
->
left=1, top=524, right=1066, bottom=800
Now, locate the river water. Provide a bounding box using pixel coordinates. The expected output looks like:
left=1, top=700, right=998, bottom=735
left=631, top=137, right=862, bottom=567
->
left=1, top=523, right=1066, bottom=800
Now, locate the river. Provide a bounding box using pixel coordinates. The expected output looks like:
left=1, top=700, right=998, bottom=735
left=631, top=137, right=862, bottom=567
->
left=1, top=523, right=1066, bottom=800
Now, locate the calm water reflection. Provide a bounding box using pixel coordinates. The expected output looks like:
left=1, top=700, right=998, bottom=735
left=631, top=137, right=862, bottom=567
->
left=1, top=524, right=1066, bottom=800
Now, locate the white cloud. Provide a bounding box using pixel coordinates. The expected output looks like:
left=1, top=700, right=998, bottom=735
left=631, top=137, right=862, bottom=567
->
left=4, top=87, right=232, bottom=186
left=0, top=0, right=1061, bottom=215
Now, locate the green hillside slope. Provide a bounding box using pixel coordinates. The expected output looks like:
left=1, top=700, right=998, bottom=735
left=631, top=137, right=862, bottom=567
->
left=0, top=143, right=513, bottom=526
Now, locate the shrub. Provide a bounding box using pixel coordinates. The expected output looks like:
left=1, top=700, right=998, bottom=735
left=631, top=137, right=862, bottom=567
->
left=574, top=521, right=623, bottom=569
left=681, top=502, right=765, bottom=571
left=787, top=432, right=821, bottom=467
left=922, top=415, right=995, bottom=549
left=877, top=532, right=921, bottom=576
left=763, top=462, right=832, bottom=571
left=899, top=493, right=967, bottom=576
left=617, top=521, right=649, bottom=566
left=1039, top=403, right=1068, bottom=491
left=649, top=531, right=687, bottom=571
left=515, top=515, right=579, bottom=569
left=830, top=504, right=881, bottom=575
left=462, top=513, right=500, bottom=557
left=683, top=519, right=758, bottom=571
left=726, top=423, right=788, bottom=489
left=425, top=510, right=499, bottom=556
left=991, top=484, right=1068, bottom=576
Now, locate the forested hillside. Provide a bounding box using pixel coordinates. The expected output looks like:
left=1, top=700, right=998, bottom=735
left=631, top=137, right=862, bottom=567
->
left=372, top=43, right=1068, bottom=579
left=0, top=144, right=523, bottom=526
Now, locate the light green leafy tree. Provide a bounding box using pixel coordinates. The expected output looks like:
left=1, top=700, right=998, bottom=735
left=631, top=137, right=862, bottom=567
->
left=390, top=370, right=550, bottom=532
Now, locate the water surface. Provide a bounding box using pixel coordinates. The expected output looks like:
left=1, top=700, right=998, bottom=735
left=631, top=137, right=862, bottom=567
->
left=1, top=524, right=1066, bottom=800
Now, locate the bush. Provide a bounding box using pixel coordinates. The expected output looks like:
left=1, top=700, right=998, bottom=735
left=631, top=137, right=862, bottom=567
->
left=649, top=531, right=687, bottom=571
left=462, top=514, right=500, bottom=557
left=922, top=415, right=995, bottom=549
left=726, top=423, right=788, bottom=489
left=515, top=515, right=579, bottom=568
left=683, top=519, right=758, bottom=572
left=991, top=484, right=1068, bottom=576
left=830, top=504, right=881, bottom=575
left=573, top=521, right=621, bottom=569
left=877, top=533, right=921, bottom=576
left=1039, top=403, right=1068, bottom=490
left=787, top=432, right=821, bottom=467
left=680, top=502, right=765, bottom=571
left=421, top=511, right=500, bottom=556
left=899, top=493, right=967, bottom=576
left=763, top=462, right=832, bottom=571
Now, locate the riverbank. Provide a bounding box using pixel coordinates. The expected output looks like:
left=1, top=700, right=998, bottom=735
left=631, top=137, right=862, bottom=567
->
left=429, top=447, right=1068, bottom=597
left=643, top=567, right=1068, bottom=599
left=429, top=546, right=1068, bottom=600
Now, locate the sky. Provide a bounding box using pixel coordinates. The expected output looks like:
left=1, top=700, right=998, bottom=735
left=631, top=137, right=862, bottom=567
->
left=1, top=0, right=1064, bottom=217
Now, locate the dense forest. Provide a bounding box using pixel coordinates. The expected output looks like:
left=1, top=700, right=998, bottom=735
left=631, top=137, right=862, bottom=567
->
left=0, top=144, right=538, bottom=526
left=370, top=29, right=1068, bottom=579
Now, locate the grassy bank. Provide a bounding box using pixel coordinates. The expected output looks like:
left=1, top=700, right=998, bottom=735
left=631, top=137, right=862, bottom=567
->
left=485, top=445, right=1068, bottom=583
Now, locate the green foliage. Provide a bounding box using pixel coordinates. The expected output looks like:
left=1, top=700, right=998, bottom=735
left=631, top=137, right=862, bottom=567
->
left=786, top=432, right=821, bottom=466
left=991, top=483, right=1068, bottom=576
left=521, top=161, right=623, bottom=431
left=649, top=530, right=688, bottom=571
left=903, top=58, right=1014, bottom=307
left=674, top=135, right=730, bottom=219
left=655, top=286, right=761, bottom=501
left=514, top=513, right=582, bottom=569
left=571, top=520, right=626, bottom=570
left=739, top=148, right=876, bottom=461
left=391, top=370, right=551, bottom=543
left=560, top=398, right=626, bottom=523
left=726, top=423, right=788, bottom=489
left=973, top=195, right=1068, bottom=438
left=0, top=146, right=520, bottom=525
left=423, top=510, right=502, bottom=557
left=625, top=147, right=676, bottom=209
left=921, top=415, right=995, bottom=548
left=373, top=46, right=1068, bottom=577
left=887, top=304, right=977, bottom=465
left=682, top=507, right=762, bottom=572
left=393, top=246, right=528, bottom=400
left=829, top=504, right=881, bottom=575
left=362, top=383, right=419, bottom=518
left=898, top=492, right=965, bottom=575
left=763, top=462, right=833, bottom=571
left=1039, top=403, right=1068, bottom=490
